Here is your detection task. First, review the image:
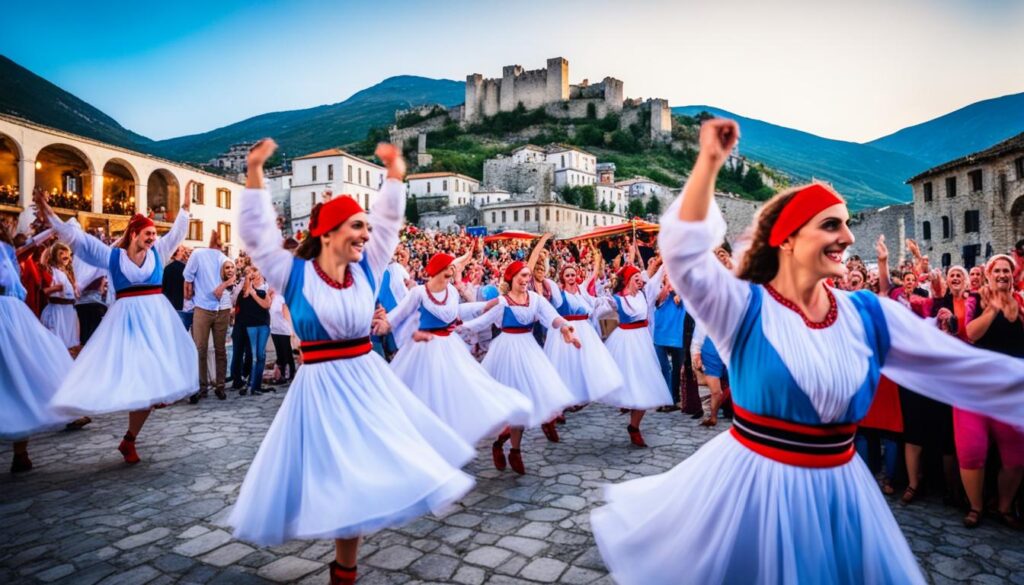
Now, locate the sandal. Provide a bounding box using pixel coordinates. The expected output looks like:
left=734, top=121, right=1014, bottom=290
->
left=699, top=417, right=717, bottom=427
left=963, top=509, right=982, bottom=529
left=880, top=479, right=895, bottom=496
left=997, top=511, right=1023, bottom=531
left=899, top=486, right=918, bottom=506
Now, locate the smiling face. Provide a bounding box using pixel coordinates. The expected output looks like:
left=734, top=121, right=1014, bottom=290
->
left=947, top=269, right=966, bottom=294
left=847, top=269, right=865, bottom=291
left=56, top=247, right=71, bottom=268
left=781, top=203, right=853, bottom=281
left=323, top=212, right=370, bottom=263
left=988, top=259, right=1014, bottom=292
left=512, top=267, right=531, bottom=293
left=902, top=271, right=917, bottom=295
left=133, top=226, right=158, bottom=251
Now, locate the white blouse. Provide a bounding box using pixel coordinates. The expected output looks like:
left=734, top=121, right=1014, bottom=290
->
left=239, top=180, right=405, bottom=341
left=658, top=192, right=1024, bottom=425
left=386, top=284, right=487, bottom=332
left=50, top=211, right=190, bottom=283
left=460, top=291, right=564, bottom=335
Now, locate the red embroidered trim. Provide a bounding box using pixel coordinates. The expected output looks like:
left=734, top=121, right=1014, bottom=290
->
left=504, top=293, right=530, bottom=307
left=764, top=283, right=838, bottom=329
left=313, top=260, right=353, bottom=289
left=425, top=285, right=449, bottom=306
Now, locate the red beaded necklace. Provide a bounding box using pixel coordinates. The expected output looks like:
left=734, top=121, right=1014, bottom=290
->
left=763, top=283, right=838, bottom=329
left=313, top=259, right=353, bottom=289
left=425, top=284, right=449, bottom=305
left=505, top=291, right=530, bottom=307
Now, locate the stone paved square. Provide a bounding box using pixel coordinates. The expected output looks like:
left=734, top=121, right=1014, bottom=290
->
left=2, top=387, right=1022, bottom=584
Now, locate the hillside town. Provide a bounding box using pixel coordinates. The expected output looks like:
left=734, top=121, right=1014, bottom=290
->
left=1, top=43, right=1023, bottom=585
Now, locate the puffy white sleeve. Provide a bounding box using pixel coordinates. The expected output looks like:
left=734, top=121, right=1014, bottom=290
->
left=386, top=286, right=422, bottom=331
left=364, top=180, right=407, bottom=289
left=691, top=321, right=708, bottom=359
left=457, top=301, right=491, bottom=321
left=49, top=212, right=111, bottom=268
left=879, top=298, right=1024, bottom=426
left=658, top=195, right=750, bottom=358
left=592, top=295, right=617, bottom=319
left=460, top=298, right=504, bottom=334
left=534, top=292, right=564, bottom=329
left=155, top=209, right=190, bottom=260
left=644, top=265, right=665, bottom=309
left=547, top=278, right=564, bottom=310
left=239, top=188, right=292, bottom=295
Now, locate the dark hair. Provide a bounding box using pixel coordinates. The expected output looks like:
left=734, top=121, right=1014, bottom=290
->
left=735, top=189, right=800, bottom=283
left=295, top=232, right=321, bottom=260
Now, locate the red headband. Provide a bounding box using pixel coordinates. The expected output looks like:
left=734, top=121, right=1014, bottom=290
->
left=310, top=196, right=364, bottom=237
left=616, top=265, right=640, bottom=291
left=768, top=184, right=844, bottom=247
left=426, top=253, right=455, bottom=277
left=128, top=214, right=154, bottom=237
left=504, top=260, right=525, bottom=283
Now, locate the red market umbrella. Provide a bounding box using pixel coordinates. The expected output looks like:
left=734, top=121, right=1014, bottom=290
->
left=483, top=230, right=540, bottom=243
left=565, top=219, right=660, bottom=243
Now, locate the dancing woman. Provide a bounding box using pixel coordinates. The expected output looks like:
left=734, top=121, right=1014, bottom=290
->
left=0, top=227, right=77, bottom=472
left=40, top=241, right=80, bottom=349
left=543, top=262, right=624, bottom=408
left=229, top=141, right=474, bottom=585
left=590, top=119, right=1024, bottom=584
left=458, top=261, right=580, bottom=474
left=593, top=256, right=674, bottom=447
left=38, top=189, right=197, bottom=465
left=383, top=252, right=533, bottom=444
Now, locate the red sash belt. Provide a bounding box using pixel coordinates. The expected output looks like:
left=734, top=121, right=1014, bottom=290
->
left=47, top=297, right=75, bottom=305
left=729, top=405, right=856, bottom=468
left=300, top=337, right=372, bottom=364
left=564, top=314, right=589, bottom=321
left=116, top=285, right=163, bottom=300
left=501, top=326, right=532, bottom=334
left=618, top=320, right=649, bottom=330
left=420, top=326, right=456, bottom=337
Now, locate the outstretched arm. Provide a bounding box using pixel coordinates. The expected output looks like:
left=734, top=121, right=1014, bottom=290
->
left=879, top=297, right=1024, bottom=426
left=36, top=191, right=110, bottom=268
left=659, top=119, right=749, bottom=360
left=363, top=145, right=408, bottom=288
left=241, top=139, right=293, bottom=294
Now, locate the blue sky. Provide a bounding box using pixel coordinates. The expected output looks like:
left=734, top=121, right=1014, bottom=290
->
left=3, top=0, right=1022, bottom=142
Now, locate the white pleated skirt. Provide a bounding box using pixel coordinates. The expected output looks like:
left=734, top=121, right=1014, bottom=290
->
left=229, top=351, right=475, bottom=545
left=543, top=320, right=623, bottom=404
left=41, top=302, right=79, bottom=348
left=390, top=333, right=533, bottom=444
left=0, top=297, right=74, bottom=439
left=479, top=330, right=577, bottom=428
left=599, top=326, right=673, bottom=409
left=49, top=295, right=198, bottom=416
left=590, top=430, right=927, bottom=585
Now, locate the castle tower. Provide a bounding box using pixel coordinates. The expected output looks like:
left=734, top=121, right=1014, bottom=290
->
left=603, top=77, right=624, bottom=112
left=648, top=98, right=672, bottom=142
left=465, top=74, right=484, bottom=123
left=545, top=57, right=569, bottom=105
left=501, top=65, right=522, bottom=113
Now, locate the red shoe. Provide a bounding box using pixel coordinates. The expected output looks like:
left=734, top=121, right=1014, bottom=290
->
left=627, top=425, right=647, bottom=448
left=508, top=448, right=525, bottom=475
left=555, top=414, right=567, bottom=425
left=118, top=432, right=141, bottom=465
left=492, top=431, right=510, bottom=471
left=10, top=452, right=32, bottom=473
left=541, top=422, right=560, bottom=443
left=329, top=561, right=357, bottom=585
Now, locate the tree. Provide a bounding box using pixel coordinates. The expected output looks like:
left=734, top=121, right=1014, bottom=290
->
left=405, top=195, right=420, bottom=225
left=575, top=125, right=604, bottom=147
left=645, top=196, right=662, bottom=216
left=627, top=198, right=646, bottom=218
left=742, top=166, right=765, bottom=192
left=579, top=185, right=597, bottom=210
left=560, top=185, right=580, bottom=206
left=610, top=130, right=640, bottom=153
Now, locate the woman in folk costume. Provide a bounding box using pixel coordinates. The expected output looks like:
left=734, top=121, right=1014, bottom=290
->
left=228, top=141, right=474, bottom=585
left=383, top=251, right=533, bottom=444
left=40, top=240, right=80, bottom=349
left=38, top=189, right=196, bottom=465
left=0, top=226, right=81, bottom=472
left=457, top=261, right=581, bottom=474
left=590, top=119, right=1024, bottom=585
left=543, top=260, right=624, bottom=410
left=592, top=254, right=674, bottom=447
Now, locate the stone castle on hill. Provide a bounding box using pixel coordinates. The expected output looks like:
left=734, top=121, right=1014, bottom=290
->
left=391, top=56, right=672, bottom=144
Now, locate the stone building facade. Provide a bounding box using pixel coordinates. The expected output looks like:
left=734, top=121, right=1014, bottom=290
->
left=909, top=132, right=1024, bottom=268
left=288, top=148, right=385, bottom=234
left=848, top=203, right=914, bottom=263
left=482, top=156, right=555, bottom=201
left=480, top=200, right=625, bottom=238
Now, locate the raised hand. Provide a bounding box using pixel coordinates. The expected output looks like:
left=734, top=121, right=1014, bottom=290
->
left=248, top=139, right=278, bottom=170
left=698, top=118, right=740, bottom=165
left=905, top=239, right=921, bottom=260
left=375, top=143, right=406, bottom=180
left=875, top=235, right=888, bottom=263
left=182, top=180, right=194, bottom=213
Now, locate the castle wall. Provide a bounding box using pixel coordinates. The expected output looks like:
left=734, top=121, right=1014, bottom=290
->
left=481, top=79, right=500, bottom=118
left=849, top=203, right=914, bottom=263
left=483, top=157, right=555, bottom=201
left=545, top=98, right=609, bottom=120
left=513, top=69, right=549, bottom=111
left=546, top=57, right=569, bottom=104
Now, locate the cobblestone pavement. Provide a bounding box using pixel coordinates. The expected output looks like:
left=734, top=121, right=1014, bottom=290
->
left=2, top=387, right=1022, bottom=585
